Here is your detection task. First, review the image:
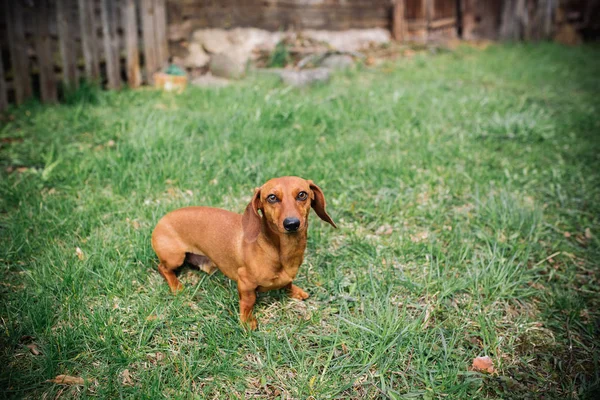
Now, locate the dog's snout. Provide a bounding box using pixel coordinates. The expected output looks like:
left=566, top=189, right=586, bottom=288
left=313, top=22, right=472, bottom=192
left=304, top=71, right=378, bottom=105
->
left=283, top=217, right=301, bottom=232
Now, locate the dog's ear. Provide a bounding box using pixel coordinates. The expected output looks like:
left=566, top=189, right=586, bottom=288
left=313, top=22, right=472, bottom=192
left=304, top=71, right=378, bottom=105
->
left=242, top=187, right=262, bottom=242
left=308, top=181, right=337, bottom=228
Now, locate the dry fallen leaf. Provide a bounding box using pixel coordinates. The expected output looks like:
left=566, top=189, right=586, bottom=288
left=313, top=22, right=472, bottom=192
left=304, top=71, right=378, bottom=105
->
left=121, top=369, right=133, bottom=386
left=20, top=335, right=34, bottom=342
left=75, top=247, right=85, bottom=261
left=26, top=343, right=41, bottom=355
left=47, top=375, right=86, bottom=385
left=410, top=231, right=429, bottom=243
left=585, top=228, right=592, bottom=239
left=146, top=352, right=165, bottom=365
left=375, top=225, right=393, bottom=236
left=472, top=356, right=495, bottom=373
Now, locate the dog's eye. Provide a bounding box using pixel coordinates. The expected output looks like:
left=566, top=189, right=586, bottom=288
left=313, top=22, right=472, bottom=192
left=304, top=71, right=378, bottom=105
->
left=297, top=191, right=308, bottom=201
left=266, top=194, right=278, bottom=203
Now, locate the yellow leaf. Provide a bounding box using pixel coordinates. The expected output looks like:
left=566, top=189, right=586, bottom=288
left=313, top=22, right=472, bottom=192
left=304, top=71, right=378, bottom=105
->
left=121, top=369, right=133, bottom=386
left=47, top=375, right=86, bottom=385
left=26, top=343, right=41, bottom=355
left=472, top=356, right=495, bottom=373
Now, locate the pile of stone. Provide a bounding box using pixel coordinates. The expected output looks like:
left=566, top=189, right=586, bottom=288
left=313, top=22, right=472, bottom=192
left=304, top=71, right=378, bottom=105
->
left=173, top=28, right=390, bottom=87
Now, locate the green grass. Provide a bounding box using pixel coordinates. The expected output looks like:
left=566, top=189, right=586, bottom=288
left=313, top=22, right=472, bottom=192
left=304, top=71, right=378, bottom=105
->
left=1, top=43, right=599, bottom=399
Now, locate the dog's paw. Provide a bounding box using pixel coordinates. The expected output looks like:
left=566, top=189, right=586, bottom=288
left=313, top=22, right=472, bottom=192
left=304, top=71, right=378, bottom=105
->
left=242, top=317, right=258, bottom=331
left=170, top=282, right=184, bottom=294
left=289, top=285, right=309, bottom=300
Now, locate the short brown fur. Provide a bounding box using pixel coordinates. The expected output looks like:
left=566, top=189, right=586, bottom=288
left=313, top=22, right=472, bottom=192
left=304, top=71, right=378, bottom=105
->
left=151, top=176, right=336, bottom=329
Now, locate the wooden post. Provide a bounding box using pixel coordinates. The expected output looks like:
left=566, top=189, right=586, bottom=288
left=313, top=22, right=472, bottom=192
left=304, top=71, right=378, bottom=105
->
left=34, top=0, right=58, bottom=103
left=124, top=0, right=141, bottom=88
left=57, top=0, right=78, bottom=88
left=101, top=0, right=121, bottom=89
left=414, top=0, right=429, bottom=41
left=4, top=0, right=33, bottom=104
left=154, top=0, right=169, bottom=71
left=460, top=0, right=476, bottom=40
left=141, top=0, right=158, bottom=84
left=425, top=0, right=434, bottom=40
left=392, top=0, right=407, bottom=42
left=78, top=0, right=100, bottom=81
left=0, top=53, right=7, bottom=111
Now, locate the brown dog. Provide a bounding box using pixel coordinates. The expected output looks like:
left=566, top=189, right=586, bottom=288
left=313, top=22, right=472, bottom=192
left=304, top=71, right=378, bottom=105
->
left=151, top=176, right=336, bottom=329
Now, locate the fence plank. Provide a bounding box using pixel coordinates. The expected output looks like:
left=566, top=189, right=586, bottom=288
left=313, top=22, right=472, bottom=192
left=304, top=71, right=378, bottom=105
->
left=425, top=0, right=434, bottom=23
left=141, top=0, right=158, bottom=84
left=0, top=54, right=7, bottom=111
left=57, top=0, right=79, bottom=88
left=415, top=0, right=433, bottom=41
left=101, top=0, right=121, bottom=89
left=123, top=0, right=142, bottom=88
left=78, top=0, right=100, bottom=81
left=392, top=0, right=407, bottom=42
left=34, top=0, right=58, bottom=103
left=4, top=0, right=33, bottom=104
left=154, top=0, right=169, bottom=70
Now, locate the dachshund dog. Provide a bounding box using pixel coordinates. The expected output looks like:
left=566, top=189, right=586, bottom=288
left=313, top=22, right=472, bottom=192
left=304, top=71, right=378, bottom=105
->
left=151, top=176, right=336, bottom=329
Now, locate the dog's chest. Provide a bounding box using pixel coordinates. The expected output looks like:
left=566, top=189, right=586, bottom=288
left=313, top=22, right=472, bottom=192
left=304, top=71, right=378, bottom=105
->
left=257, top=257, right=301, bottom=291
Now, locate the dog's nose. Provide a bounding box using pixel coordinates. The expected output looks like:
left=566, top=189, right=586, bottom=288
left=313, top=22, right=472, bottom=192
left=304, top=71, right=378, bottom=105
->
left=283, top=217, right=301, bottom=232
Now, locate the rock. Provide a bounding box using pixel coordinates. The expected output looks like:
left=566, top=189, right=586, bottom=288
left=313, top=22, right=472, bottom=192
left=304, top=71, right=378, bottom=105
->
left=320, top=54, right=354, bottom=70
left=209, top=53, right=246, bottom=79
left=279, top=68, right=330, bottom=87
left=192, top=29, right=231, bottom=54
left=183, top=42, right=210, bottom=68
left=182, top=28, right=389, bottom=77
left=301, top=29, right=390, bottom=52
left=188, top=28, right=283, bottom=75
left=191, top=73, right=230, bottom=88
left=228, top=28, right=283, bottom=55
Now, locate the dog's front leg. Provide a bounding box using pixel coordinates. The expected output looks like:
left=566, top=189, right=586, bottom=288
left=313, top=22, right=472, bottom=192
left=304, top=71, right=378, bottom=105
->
left=237, top=282, right=258, bottom=330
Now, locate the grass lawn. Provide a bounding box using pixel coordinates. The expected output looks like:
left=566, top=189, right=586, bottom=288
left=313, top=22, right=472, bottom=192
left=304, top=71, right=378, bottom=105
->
left=1, top=43, right=599, bottom=399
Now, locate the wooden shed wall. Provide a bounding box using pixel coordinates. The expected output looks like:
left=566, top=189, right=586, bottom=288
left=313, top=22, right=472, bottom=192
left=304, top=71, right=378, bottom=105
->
left=167, top=0, right=393, bottom=41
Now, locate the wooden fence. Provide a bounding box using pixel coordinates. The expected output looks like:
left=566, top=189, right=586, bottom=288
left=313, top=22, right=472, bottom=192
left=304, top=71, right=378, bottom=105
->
left=0, top=0, right=168, bottom=111
left=167, top=0, right=460, bottom=43
left=392, top=0, right=458, bottom=42
left=3, top=1, right=592, bottom=110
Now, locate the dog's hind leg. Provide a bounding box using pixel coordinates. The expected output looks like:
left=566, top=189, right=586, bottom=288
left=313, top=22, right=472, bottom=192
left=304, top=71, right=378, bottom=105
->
left=153, top=236, right=187, bottom=293
left=157, top=257, right=185, bottom=293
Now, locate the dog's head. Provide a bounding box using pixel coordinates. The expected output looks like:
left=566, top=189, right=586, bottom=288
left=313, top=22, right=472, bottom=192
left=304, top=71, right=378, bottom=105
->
left=242, top=176, right=337, bottom=242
